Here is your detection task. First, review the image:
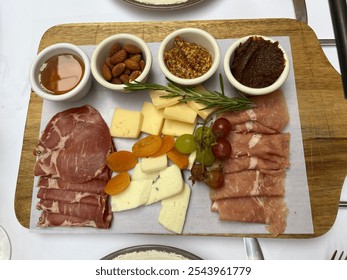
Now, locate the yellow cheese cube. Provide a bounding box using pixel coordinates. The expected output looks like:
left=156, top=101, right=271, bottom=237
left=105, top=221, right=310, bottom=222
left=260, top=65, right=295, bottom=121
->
left=163, top=102, right=197, bottom=124
left=149, top=89, right=180, bottom=109
left=110, top=108, right=143, bottom=138
left=140, top=102, right=164, bottom=135
left=162, top=119, right=196, bottom=137
left=159, top=183, right=191, bottom=234
left=187, top=85, right=216, bottom=120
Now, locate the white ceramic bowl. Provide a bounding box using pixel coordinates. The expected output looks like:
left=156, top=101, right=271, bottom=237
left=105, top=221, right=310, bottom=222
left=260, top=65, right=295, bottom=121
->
left=29, top=43, right=92, bottom=102
left=158, top=27, right=221, bottom=86
left=91, top=33, right=152, bottom=93
left=223, top=35, right=290, bottom=96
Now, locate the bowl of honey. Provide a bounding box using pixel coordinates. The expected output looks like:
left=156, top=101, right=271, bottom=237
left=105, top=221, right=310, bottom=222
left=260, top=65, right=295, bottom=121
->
left=29, top=43, right=92, bottom=102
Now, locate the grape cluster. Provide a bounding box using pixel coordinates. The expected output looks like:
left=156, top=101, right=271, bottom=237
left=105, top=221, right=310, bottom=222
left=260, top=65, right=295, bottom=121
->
left=175, top=118, right=232, bottom=189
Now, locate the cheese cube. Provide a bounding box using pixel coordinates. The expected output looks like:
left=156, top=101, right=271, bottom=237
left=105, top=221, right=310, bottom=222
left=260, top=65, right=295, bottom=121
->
left=149, top=89, right=180, bottom=109
left=162, top=119, right=196, bottom=137
left=110, top=108, right=143, bottom=138
left=163, top=102, right=197, bottom=124
left=146, top=164, right=183, bottom=205
left=159, top=183, right=191, bottom=234
left=141, top=154, right=167, bottom=173
left=187, top=151, right=197, bottom=170
left=186, top=85, right=216, bottom=120
left=132, top=163, right=159, bottom=181
left=140, top=102, right=164, bottom=135
left=111, top=179, right=152, bottom=212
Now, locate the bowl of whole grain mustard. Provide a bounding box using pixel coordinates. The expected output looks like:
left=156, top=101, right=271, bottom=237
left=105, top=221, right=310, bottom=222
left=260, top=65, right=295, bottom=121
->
left=158, top=28, right=220, bottom=86
left=223, top=35, right=290, bottom=96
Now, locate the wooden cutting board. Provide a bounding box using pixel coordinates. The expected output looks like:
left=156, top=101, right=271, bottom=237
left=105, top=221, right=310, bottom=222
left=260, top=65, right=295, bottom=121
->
left=15, top=19, right=347, bottom=238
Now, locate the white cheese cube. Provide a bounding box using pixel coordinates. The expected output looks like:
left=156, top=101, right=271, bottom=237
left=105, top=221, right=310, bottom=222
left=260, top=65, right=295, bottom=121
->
left=146, top=164, right=183, bottom=205
left=110, top=108, right=143, bottom=138
left=162, top=119, right=196, bottom=137
left=149, top=89, right=180, bottom=109
left=141, top=154, right=167, bottom=173
left=186, top=85, right=216, bottom=120
left=159, top=183, right=191, bottom=234
left=163, top=102, right=197, bottom=124
left=141, top=102, right=164, bottom=135
left=132, top=163, right=159, bottom=181
left=111, top=179, right=152, bottom=212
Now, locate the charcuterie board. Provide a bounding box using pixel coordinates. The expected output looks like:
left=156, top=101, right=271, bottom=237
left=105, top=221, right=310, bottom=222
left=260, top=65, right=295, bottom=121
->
left=15, top=19, right=347, bottom=238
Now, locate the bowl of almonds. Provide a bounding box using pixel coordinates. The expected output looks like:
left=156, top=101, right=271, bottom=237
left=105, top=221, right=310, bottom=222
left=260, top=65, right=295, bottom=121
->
left=91, top=33, right=152, bottom=93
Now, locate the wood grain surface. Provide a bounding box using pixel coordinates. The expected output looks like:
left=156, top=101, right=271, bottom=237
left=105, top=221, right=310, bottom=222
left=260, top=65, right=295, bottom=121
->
left=15, top=19, right=347, bottom=238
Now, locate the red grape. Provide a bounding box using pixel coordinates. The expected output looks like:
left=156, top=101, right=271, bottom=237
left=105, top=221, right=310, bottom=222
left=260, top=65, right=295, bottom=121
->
left=211, top=138, right=232, bottom=160
left=204, top=169, right=224, bottom=189
left=211, top=118, right=232, bottom=139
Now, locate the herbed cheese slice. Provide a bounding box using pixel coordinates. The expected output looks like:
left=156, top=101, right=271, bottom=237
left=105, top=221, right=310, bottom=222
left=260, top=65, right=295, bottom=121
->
left=158, top=183, right=191, bottom=234
left=162, top=118, right=196, bottom=137
left=146, top=164, right=183, bottom=205
left=149, top=89, right=180, bottom=109
left=111, top=179, right=152, bottom=212
left=110, top=108, right=143, bottom=138
left=141, top=102, right=164, bottom=135
left=186, top=85, right=216, bottom=120
left=132, top=163, right=159, bottom=181
left=141, top=154, right=167, bottom=173
left=163, top=102, right=197, bottom=124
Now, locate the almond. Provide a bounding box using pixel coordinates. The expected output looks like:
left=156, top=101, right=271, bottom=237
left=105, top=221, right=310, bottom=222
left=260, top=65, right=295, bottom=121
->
left=110, top=77, right=122, bottom=84
left=102, top=63, right=112, bottom=81
left=129, top=70, right=142, bottom=82
left=112, top=63, right=126, bottom=77
left=105, top=57, right=115, bottom=69
left=139, top=59, right=146, bottom=71
left=130, top=54, right=141, bottom=63
left=119, top=74, right=130, bottom=84
left=109, top=43, right=122, bottom=56
left=110, top=49, right=127, bottom=65
left=124, top=59, right=140, bottom=71
left=123, top=44, right=142, bottom=54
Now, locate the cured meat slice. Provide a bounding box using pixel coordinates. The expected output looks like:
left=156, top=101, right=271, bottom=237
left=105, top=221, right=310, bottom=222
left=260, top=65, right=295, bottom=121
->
left=34, top=105, right=112, bottom=183
left=211, top=196, right=288, bottom=236
left=37, top=188, right=108, bottom=207
left=210, top=170, right=286, bottom=200
left=37, top=199, right=110, bottom=224
left=37, top=211, right=112, bottom=229
left=227, top=132, right=290, bottom=165
left=38, top=177, right=107, bottom=195
left=223, top=156, right=289, bottom=173
left=221, top=90, right=289, bottom=132
left=232, top=121, right=279, bottom=134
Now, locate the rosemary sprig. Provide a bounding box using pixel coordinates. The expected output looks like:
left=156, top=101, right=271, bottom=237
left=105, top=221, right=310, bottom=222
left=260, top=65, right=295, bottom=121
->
left=124, top=76, right=254, bottom=114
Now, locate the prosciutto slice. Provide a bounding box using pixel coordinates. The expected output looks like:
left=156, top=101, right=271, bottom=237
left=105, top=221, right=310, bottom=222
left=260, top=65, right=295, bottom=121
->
left=210, top=170, right=286, bottom=200
left=221, top=89, right=289, bottom=132
left=211, top=196, right=288, bottom=236
left=38, top=177, right=107, bottom=195
left=34, top=105, right=112, bottom=183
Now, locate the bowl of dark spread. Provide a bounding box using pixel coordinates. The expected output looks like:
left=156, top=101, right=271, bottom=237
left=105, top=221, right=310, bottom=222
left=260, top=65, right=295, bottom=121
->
left=223, top=35, right=289, bottom=96
left=158, top=27, right=220, bottom=86
left=30, top=43, right=92, bottom=102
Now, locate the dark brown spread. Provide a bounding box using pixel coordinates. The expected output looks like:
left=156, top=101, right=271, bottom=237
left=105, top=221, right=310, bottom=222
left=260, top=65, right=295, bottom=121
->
left=231, top=36, right=285, bottom=88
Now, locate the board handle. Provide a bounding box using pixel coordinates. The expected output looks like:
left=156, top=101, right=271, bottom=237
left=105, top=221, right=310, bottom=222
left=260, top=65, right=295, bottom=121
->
left=328, top=0, right=347, bottom=99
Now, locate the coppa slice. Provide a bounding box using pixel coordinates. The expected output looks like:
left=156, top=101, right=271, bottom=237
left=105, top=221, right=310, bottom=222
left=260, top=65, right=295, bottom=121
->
left=34, top=105, right=113, bottom=183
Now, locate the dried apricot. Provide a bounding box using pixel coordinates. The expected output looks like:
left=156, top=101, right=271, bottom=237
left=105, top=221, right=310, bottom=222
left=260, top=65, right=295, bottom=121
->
left=167, top=147, right=189, bottom=169
left=106, top=150, right=138, bottom=172
left=104, top=172, right=130, bottom=195
left=150, top=135, right=175, bottom=157
left=132, top=135, right=162, bottom=157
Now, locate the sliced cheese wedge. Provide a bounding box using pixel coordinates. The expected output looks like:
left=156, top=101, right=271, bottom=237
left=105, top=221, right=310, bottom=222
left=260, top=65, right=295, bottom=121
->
left=149, top=89, right=180, bottom=109
left=132, top=163, right=159, bottom=181
left=141, top=101, right=165, bottom=135
left=110, top=108, right=143, bottom=138
left=163, top=102, right=197, bottom=124
left=111, top=179, right=152, bottom=212
left=141, top=154, right=167, bottom=173
left=162, top=118, right=196, bottom=137
left=146, top=164, right=183, bottom=205
left=186, top=85, right=216, bottom=120
left=159, top=183, right=191, bottom=234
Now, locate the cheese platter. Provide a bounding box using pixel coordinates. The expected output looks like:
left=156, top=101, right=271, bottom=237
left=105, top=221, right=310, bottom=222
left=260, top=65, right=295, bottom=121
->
left=15, top=19, right=347, bottom=238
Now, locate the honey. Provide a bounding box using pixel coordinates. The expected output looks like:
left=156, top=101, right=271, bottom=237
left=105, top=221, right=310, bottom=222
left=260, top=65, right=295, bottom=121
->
left=39, top=53, right=84, bottom=95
